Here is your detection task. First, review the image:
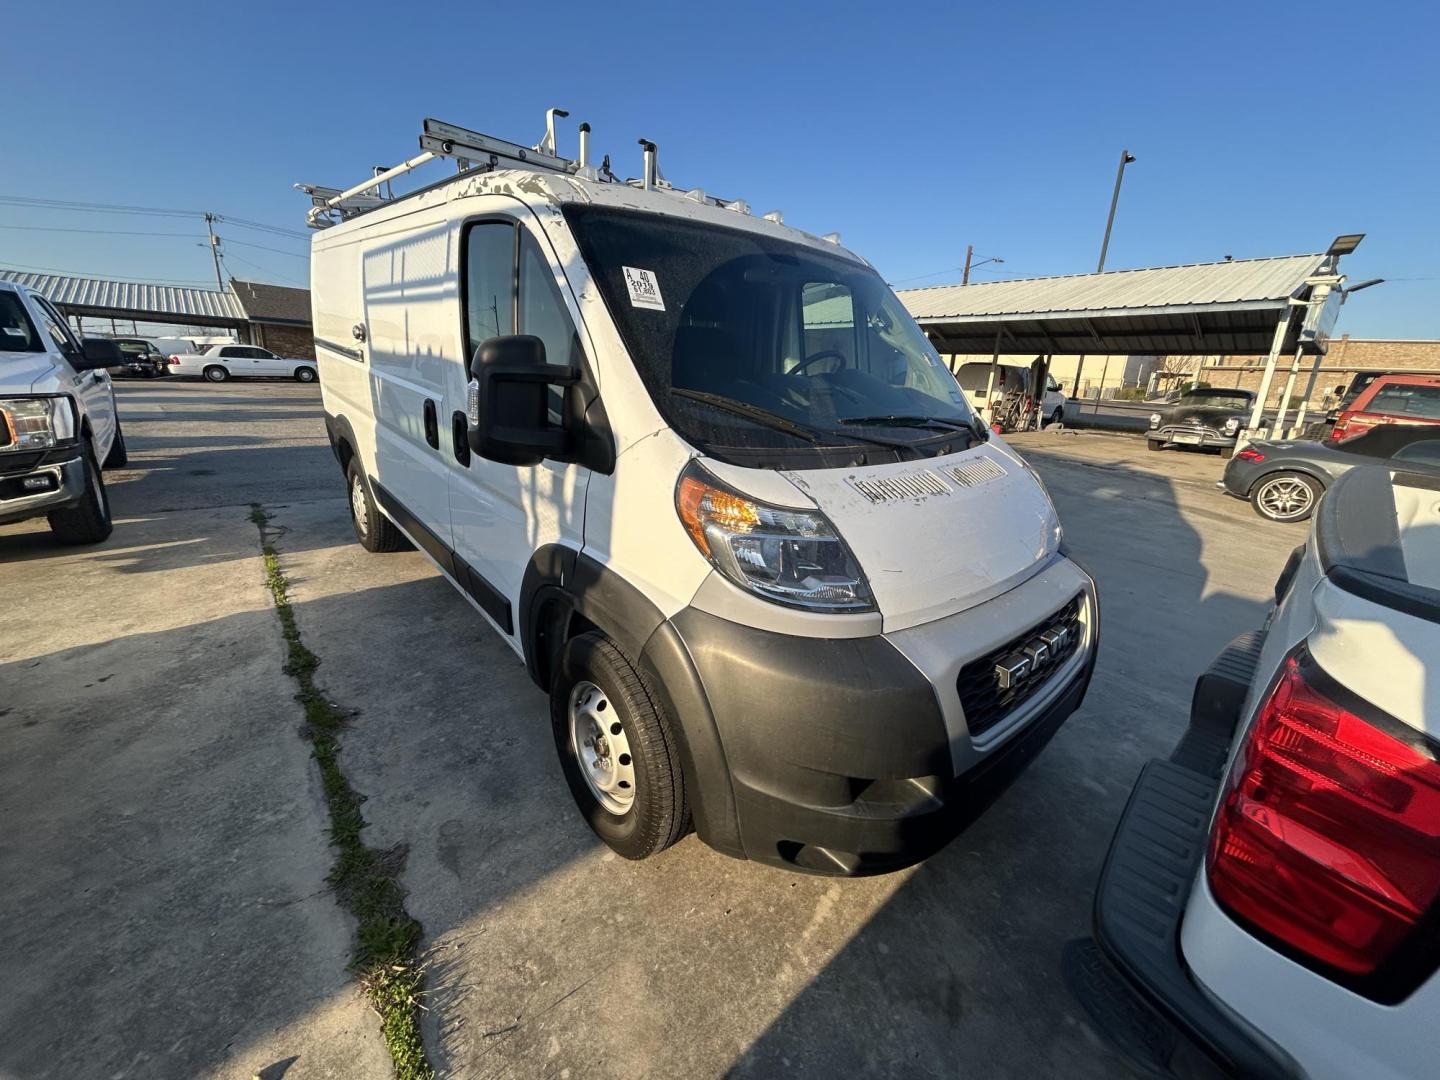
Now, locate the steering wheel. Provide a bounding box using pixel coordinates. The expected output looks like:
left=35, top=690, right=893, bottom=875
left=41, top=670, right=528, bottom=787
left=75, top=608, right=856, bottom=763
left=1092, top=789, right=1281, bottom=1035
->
left=792, top=350, right=849, bottom=376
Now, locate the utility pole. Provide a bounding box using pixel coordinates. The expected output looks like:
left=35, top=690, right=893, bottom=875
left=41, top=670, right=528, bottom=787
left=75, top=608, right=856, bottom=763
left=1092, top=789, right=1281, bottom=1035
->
left=962, top=245, right=974, bottom=286
left=204, top=213, right=226, bottom=292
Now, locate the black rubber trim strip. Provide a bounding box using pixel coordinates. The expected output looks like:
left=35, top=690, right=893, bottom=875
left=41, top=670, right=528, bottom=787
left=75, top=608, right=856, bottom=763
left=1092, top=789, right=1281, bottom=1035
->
left=370, top=479, right=513, bottom=634
left=1093, top=631, right=1298, bottom=1080
left=314, top=337, right=364, bottom=361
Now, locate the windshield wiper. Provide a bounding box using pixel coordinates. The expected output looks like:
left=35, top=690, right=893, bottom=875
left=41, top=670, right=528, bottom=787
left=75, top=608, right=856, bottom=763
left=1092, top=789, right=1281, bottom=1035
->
left=671, top=388, right=823, bottom=444
left=839, top=414, right=974, bottom=433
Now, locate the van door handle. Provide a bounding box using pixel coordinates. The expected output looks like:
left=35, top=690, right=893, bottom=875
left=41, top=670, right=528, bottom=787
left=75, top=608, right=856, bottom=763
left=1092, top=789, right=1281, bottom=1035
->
left=451, top=411, right=471, bottom=466
left=423, top=400, right=439, bottom=449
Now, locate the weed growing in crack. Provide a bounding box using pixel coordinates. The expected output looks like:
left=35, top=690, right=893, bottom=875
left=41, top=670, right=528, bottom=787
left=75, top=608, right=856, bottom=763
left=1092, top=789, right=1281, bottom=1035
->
left=250, top=504, right=433, bottom=1080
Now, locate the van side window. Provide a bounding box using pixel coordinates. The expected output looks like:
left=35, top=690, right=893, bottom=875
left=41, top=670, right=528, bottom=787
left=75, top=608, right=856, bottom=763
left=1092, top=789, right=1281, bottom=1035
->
left=518, top=230, right=583, bottom=424
left=464, top=222, right=516, bottom=360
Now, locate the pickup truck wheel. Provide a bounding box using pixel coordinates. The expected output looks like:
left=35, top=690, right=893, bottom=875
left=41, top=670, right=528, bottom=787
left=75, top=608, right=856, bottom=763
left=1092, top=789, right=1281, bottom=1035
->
left=48, top=444, right=113, bottom=545
left=203, top=365, right=229, bottom=383
left=102, top=422, right=128, bottom=468
left=346, top=458, right=406, bottom=552
left=295, top=367, right=317, bottom=383
left=1251, top=471, right=1321, bottom=523
left=551, top=632, right=689, bottom=860
left=1146, top=438, right=1166, bottom=452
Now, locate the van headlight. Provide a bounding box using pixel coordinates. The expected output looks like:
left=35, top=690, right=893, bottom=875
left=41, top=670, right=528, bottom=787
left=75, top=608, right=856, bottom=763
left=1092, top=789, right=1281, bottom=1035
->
left=0, top=396, right=76, bottom=451
left=675, top=461, right=873, bottom=612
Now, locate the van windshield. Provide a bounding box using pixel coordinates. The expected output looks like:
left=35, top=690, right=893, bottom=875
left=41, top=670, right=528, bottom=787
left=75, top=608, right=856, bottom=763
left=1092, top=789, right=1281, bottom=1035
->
left=563, top=206, right=976, bottom=462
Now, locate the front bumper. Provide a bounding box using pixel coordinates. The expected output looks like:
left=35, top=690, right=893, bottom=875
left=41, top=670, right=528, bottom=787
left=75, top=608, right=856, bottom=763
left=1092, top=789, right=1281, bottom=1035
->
left=651, top=558, right=1098, bottom=875
left=1152, top=425, right=1239, bottom=449
left=0, top=451, right=87, bottom=525
left=1078, top=630, right=1299, bottom=1078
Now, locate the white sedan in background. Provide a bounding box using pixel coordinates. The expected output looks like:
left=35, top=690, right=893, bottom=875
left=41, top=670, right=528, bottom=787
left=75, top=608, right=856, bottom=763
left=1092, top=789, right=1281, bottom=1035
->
left=167, top=344, right=318, bottom=383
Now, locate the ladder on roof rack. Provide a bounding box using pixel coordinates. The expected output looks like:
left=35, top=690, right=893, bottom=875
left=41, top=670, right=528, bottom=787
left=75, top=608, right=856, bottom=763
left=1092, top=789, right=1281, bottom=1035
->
left=296, top=109, right=763, bottom=230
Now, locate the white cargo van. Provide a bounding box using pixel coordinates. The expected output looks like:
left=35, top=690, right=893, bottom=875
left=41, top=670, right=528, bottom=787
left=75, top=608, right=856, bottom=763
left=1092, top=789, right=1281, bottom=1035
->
left=304, top=116, right=1099, bottom=874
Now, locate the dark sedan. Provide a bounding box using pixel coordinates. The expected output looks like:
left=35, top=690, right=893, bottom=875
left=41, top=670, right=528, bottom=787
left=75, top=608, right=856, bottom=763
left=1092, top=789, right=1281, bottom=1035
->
left=1147, top=387, right=1256, bottom=457
left=1221, top=423, right=1440, bottom=522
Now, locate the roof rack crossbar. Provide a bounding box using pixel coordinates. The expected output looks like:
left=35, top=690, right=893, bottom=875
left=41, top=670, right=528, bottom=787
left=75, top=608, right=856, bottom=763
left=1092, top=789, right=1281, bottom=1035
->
left=298, top=111, right=758, bottom=230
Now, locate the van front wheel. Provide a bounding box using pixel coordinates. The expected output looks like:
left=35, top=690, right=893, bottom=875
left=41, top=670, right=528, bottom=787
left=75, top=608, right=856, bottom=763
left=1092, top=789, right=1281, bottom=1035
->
left=551, top=632, right=689, bottom=860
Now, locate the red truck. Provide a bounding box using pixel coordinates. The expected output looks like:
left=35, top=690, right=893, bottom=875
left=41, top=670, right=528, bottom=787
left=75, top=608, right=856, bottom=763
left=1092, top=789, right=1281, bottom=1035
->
left=1328, top=373, right=1440, bottom=441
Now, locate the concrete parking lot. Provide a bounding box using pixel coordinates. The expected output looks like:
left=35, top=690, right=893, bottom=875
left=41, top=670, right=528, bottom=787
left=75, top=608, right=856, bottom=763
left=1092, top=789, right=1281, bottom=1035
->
left=0, top=381, right=1304, bottom=1079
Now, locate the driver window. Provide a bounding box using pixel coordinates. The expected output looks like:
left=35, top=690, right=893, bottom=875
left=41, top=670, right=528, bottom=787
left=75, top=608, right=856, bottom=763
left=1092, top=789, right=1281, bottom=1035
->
left=33, top=298, right=78, bottom=355
left=518, top=229, right=584, bottom=424
left=800, top=283, right=855, bottom=372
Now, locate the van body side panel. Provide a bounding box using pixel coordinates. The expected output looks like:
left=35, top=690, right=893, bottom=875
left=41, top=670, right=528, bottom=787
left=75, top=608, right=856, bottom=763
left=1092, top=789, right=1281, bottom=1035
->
left=362, top=215, right=458, bottom=547
left=312, top=236, right=369, bottom=462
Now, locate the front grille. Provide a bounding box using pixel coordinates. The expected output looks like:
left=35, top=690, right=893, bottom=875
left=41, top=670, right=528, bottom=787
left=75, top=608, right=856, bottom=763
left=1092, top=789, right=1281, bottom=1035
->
left=957, top=595, right=1083, bottom=738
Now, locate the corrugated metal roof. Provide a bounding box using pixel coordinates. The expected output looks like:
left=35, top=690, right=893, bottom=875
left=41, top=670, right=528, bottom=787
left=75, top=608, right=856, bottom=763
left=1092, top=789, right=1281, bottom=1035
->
left=898, top=254, right=1326, bottom=322
left=0, top=271, right=246, bottom=322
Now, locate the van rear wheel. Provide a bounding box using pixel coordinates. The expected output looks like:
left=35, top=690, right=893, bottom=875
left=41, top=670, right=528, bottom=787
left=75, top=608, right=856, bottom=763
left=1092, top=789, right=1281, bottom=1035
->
left=551, top=632, right=689, bottom=859
left=346, top=458, right=407, bottom=552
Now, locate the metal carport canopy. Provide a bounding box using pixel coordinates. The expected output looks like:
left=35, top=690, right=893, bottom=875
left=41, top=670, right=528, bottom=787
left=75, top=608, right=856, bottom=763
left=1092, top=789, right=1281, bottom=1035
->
left=0, top=271, right=247, bottom=328
left=897, top=253, right=1328, bottom=356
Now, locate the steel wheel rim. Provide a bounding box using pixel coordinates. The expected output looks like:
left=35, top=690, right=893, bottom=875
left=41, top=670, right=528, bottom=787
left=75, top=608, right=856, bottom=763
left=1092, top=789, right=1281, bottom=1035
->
left=350, top=475, right=369, bottom=535
left=1258, top=477, right=1312, bottom=519
left=568, top=680, right=636, bottom=816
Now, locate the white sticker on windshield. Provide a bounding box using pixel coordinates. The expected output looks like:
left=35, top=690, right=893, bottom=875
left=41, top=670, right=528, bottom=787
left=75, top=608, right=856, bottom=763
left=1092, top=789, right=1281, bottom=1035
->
left=622, top=266, right=665, bottom=311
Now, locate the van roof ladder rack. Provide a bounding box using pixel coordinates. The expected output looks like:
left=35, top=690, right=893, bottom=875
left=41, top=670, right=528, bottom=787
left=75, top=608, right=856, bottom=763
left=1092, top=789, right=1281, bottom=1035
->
left=297, top=110, right=762, bottom=229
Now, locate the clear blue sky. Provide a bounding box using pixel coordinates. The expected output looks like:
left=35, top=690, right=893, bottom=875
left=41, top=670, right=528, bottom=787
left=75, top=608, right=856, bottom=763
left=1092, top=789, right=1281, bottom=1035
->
left=7, top=0, right=1439, bottom=337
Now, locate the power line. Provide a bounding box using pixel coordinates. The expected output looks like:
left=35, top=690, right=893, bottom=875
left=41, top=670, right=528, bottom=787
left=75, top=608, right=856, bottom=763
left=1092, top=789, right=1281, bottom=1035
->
left=219, top=250, right=307, bottom=287
left=0, top=194, right=310, bottom=241
left=0, top=222, right=204, bottom=239
left=223, top=236, right=310, bottom=259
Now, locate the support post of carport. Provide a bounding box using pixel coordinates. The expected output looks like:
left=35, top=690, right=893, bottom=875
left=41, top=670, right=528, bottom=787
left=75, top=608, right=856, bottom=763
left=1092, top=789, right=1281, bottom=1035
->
left=1288, top=351, right=1329, bottom=437
left=1245, top=306, right=1297, bottom=441
left=983, top=328, right=1001, bottom=425
left=1272, top=346, right=1308, bottom=437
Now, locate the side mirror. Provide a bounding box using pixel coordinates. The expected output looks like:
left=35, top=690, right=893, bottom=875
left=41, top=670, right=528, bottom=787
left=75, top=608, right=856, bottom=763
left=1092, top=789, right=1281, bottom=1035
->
left=467, top=335, right=579, bottom=466
left=75, top=338, right=124, bottom=370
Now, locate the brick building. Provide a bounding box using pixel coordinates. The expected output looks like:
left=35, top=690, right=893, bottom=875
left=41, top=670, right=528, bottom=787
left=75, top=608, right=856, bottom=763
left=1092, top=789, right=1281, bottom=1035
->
left=230, top=279, right=315, bottom=359
left=1178, top=337, right=1440, bottom=407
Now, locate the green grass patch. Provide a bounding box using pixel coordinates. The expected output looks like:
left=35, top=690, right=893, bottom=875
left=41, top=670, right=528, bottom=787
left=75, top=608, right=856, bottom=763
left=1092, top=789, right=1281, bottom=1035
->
left=250, top=504, right=433, bottom=1080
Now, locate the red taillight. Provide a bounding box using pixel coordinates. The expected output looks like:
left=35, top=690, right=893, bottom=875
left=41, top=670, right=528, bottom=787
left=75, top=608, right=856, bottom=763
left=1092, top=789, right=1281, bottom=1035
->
left=1236, top=447, right=1266, bottom=463
left=1208, top=652, right=1440, bottom=979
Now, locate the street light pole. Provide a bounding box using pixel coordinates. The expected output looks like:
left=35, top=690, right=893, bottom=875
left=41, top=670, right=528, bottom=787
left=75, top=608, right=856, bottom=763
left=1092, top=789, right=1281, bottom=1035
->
left=1097, top=149, right=1136, bottom=273
left=1074, top=148, right=1136, bottom=399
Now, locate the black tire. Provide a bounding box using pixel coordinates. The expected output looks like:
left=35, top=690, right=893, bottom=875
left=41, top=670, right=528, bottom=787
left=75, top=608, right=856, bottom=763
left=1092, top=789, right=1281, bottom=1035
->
left=203, top=365, right=229, bottom=383
left=551, top=631, right=689, bottom=860
left=1219, top=446, right=1235, bottom=460
left=1250, top=470, right=1322, bottom=523
left=1146, top=438, right=1166, bottom=452
left=345, top=458, right=407, bottom=552
left=48, top=444, right=113, bottom=545
left=295, top=366, right=318, bottom=383
left=102, top=422, right=128, bottom=468
left=1050, top=407, right=1064, bottom=426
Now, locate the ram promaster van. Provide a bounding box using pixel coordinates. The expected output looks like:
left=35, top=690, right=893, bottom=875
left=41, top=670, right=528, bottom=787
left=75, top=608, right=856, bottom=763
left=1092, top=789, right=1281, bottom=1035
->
left=304, top=115, right=1099, bottom=874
